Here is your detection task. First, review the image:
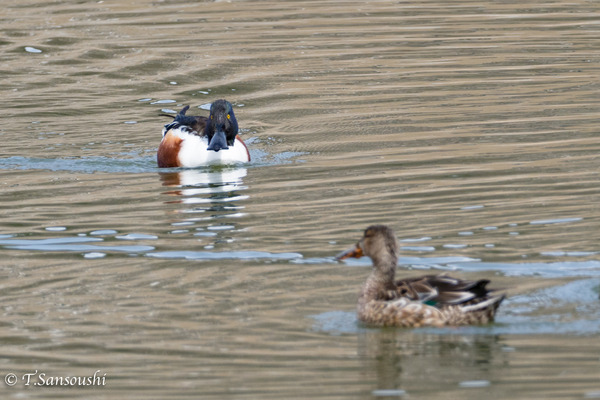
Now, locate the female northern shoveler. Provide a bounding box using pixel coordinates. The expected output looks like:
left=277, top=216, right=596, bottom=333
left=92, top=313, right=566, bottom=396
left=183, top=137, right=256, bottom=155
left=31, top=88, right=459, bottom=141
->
left=336, top=225, right=505, bottom=327
left=157, top=100, right=250, bottom=168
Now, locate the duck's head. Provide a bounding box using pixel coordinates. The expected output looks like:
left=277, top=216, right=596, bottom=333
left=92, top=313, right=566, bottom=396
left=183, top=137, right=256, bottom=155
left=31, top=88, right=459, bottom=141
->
left=336, top=225, right=399, bottom=267
left=205, top=99, right=238, bottom=152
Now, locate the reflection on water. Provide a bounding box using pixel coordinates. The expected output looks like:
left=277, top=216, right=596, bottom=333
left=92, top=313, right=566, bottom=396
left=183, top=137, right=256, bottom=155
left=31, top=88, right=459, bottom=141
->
left=159, top=167, right=248, bottom=189
left=159, top=168, right=249, bottom=209
left=158, top=167, right=251, bottom=254
left=156, top=167, right=303, bottom=260
left=354, top=327, right=600, bottom=399
left=358, top=330, right=507, bottom=397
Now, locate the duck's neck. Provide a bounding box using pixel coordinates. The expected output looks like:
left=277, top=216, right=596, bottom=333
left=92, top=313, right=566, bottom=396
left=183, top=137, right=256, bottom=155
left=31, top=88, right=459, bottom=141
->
left=359, top=254, right=397, bottom=302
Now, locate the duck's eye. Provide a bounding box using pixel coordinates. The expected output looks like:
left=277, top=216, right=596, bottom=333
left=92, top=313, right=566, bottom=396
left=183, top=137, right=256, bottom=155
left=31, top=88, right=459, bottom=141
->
left=227, top=114, right=231, bottom=120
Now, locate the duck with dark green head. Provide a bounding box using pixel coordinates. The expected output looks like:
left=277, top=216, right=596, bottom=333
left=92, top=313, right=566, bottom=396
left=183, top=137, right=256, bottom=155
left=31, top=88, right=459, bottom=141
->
left=157, top=99, right=250, bottom=168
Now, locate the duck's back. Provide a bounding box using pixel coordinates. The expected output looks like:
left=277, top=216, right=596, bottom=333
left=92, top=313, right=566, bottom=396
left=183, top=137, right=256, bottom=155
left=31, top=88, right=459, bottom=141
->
left=396, top=275, right=494, bottom=306
left=358, top=274, right=504, bottom=327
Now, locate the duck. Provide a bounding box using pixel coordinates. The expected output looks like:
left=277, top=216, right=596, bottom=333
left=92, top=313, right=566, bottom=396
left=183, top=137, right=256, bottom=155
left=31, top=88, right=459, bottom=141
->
left=336, top=225, right=505, bottom=327
left=157, top=100, right=250, bottom=168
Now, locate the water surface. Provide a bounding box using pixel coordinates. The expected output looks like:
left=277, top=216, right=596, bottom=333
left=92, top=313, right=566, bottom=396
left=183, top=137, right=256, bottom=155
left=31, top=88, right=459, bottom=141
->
left=2, top=0, right=600, bottom=398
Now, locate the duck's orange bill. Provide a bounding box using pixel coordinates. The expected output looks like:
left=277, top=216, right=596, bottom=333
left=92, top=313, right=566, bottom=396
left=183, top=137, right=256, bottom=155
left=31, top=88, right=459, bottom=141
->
left=336, top=245, right=364, bottom=260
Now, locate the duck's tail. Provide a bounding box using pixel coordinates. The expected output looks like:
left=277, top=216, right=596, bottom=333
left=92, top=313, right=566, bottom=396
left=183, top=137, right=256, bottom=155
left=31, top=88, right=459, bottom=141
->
left=160, top=105, right=205, bottom=137
left=460, top=294, right=505, bottom=323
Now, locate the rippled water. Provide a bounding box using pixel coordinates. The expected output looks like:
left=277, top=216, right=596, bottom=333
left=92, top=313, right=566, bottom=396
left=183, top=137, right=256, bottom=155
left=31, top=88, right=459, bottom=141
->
left=2, top=0, right=600, bottom=398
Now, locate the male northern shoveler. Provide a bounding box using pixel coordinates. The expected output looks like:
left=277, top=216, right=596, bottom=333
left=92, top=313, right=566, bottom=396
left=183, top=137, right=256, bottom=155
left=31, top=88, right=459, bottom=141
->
left=336, top=225, right=505, bottom=327
left=157, top=99, right=250, bottom=168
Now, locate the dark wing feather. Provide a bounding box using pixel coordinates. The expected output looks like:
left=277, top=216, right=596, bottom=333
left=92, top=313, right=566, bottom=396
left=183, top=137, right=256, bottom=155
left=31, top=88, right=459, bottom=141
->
left=162, top=105, right=207, bottom=134
left=396, top=275, right=494, bottom=306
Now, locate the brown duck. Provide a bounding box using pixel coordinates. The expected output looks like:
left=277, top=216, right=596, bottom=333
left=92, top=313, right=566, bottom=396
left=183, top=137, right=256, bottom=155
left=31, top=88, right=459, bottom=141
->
left=336, top=225, right=505, bottom=327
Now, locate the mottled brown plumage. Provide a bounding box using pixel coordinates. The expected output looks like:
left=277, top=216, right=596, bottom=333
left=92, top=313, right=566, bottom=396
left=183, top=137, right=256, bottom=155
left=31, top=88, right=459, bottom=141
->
left=337, top=225, right=505, bottom=327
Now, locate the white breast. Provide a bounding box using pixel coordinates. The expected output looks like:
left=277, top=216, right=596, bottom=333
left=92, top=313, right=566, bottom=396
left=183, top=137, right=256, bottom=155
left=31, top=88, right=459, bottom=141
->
left=170, top=128, right=250, bottom=167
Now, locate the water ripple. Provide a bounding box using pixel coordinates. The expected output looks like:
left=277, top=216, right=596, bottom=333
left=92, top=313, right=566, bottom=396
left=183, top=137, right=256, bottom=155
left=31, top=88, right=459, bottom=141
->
left=146, top=250, right=302, bottom=261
